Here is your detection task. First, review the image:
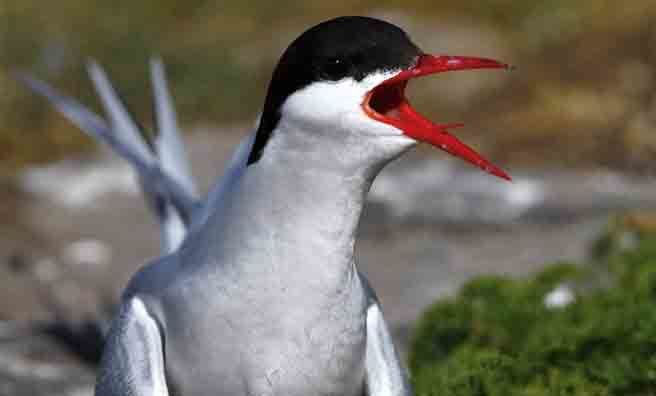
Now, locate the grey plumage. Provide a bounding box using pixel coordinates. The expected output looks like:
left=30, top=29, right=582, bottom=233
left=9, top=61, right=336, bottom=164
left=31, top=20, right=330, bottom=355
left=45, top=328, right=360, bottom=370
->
left=24, top=59, right=412, bottom=396
left=18, top=62, right=199, bottom=253
left=22, top=15, right=512, bottom=396
left=23, top=18, right=443, bottom=394
left=150, top=58, right=196, bottom=198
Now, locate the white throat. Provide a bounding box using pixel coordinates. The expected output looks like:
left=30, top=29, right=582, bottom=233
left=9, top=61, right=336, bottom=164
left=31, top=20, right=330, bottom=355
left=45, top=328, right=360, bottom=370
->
left=182, top=71, right=416, bottom=289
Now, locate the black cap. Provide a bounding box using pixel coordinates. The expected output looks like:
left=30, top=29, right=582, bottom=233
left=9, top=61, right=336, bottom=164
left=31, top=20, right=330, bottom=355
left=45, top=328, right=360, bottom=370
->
left=248, top=16, right=421, bottom=165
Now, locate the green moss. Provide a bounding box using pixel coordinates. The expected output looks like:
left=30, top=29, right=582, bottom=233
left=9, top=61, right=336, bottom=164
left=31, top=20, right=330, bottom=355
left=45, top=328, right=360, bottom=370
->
left=409, top=219, right=656, bottom=395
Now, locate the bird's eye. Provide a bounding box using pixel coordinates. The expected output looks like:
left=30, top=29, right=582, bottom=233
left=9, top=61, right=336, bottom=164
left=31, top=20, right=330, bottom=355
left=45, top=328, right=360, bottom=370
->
left=321, top=58, right=350, bottom=81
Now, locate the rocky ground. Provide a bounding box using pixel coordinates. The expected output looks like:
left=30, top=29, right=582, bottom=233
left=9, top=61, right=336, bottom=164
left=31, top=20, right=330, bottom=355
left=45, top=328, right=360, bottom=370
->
left=2, top=126, right=656, bottom=395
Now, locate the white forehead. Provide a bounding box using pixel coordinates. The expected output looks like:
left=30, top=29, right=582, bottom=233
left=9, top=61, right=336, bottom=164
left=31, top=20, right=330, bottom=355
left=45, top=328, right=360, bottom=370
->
left=279, top=69, right=402, bottom=134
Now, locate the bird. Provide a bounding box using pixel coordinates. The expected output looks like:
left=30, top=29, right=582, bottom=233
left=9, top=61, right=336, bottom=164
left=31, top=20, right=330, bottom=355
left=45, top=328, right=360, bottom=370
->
left=23, top=15, right=511, bottom=396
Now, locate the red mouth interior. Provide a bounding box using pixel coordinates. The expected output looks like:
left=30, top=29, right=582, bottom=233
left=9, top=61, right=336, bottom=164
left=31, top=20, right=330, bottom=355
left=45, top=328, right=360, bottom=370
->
left=364, top=80, right=411, bottom=126
left=364, top=79, right=462, bottom=137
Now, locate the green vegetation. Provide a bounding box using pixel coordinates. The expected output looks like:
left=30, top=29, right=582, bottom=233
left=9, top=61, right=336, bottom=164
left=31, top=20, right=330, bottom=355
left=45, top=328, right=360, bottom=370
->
left=409, top=215, right=656, bottom=395
left=1, top=1, right=656, bottom=172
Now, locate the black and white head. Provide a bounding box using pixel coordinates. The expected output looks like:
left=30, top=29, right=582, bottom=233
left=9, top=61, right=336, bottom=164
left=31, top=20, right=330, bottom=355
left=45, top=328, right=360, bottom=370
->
left=249, top=16, right=511, bottom=180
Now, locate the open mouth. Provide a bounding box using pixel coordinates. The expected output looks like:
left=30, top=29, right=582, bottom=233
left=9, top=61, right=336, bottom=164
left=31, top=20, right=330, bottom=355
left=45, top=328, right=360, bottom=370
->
left=362, top=54, right=512, bottom=181
left=364, top=80, right=411, bottom=125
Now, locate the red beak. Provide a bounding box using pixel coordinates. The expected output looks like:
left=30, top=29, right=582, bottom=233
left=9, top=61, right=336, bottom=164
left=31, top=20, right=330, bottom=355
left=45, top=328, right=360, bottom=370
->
left=363, top=54, right=512, bottom=181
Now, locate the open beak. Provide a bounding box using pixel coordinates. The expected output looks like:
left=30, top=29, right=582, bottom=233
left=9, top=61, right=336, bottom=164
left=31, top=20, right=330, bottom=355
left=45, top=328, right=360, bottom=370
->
left=363, top=54, right=512, bottom=181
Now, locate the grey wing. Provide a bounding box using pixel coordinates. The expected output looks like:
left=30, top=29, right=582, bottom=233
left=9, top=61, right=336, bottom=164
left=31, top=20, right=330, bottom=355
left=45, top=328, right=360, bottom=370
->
left=18, top=63, right=199, bottom=253
left=150, top=57, right=197, bottom=198
left=360, top=273, right=412, bottom=396
left=95, top=297, right=169, bottom=396
left=88, top=60, right=195, bottom=252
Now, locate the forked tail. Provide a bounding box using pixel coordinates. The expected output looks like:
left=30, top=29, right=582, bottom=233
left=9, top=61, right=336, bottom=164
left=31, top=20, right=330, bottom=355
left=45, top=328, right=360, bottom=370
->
left=18, top=58, right=200, bottom=254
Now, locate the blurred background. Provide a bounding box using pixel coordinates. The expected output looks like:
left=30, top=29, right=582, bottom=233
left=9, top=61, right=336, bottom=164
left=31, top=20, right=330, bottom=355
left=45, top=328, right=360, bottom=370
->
left=2, top=1, right=656, bottom=395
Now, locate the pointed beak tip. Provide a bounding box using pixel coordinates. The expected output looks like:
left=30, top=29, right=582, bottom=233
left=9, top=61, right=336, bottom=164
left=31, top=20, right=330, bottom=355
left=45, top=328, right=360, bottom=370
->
left=493, top=169, right=513, bottom=182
